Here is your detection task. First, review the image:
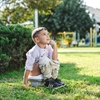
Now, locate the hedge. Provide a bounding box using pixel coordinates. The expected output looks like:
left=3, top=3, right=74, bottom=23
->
left=0, top=24, right=34, bottom=74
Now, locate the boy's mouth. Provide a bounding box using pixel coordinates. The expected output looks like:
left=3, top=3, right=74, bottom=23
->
left=47, top=39, right=50, bottom=41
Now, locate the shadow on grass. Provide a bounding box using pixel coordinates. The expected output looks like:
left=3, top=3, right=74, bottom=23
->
left=0, top=69, right=24, bottom=83
left=0, top=83, right=68, bottom=100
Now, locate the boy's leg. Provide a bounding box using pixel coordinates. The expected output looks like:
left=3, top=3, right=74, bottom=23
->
left=39, top=56, right=61, bottom=88
left=30, top=63, right=41, bottom=76
left=39, top=64, right=52, bottom=79
left=50, top=60, right=60, bottom=79
left=51, top=60, right=66, bottom=86
left=39, top=56, right=52, bottom=79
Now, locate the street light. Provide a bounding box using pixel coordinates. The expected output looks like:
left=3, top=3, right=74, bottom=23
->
left=34, top=9, right=38, bottom=28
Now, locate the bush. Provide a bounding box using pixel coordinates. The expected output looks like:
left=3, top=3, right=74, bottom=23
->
left=0, top=24, right=34, bottom=74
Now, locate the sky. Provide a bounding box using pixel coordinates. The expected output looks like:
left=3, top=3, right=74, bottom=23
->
left=84, top=0, right=100, bottom=9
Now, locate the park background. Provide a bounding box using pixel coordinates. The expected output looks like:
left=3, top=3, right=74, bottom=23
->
left=0, top=0, right=100, bottom=100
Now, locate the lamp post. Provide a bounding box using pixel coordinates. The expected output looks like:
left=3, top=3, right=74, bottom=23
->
left=34, top=9, right=38, bottom=28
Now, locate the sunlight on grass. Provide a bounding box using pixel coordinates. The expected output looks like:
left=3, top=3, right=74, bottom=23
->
left=58, top=52, right=100, bottom=77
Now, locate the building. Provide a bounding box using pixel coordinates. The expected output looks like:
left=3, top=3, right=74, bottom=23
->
left=87, top=6, right=100, bottom=32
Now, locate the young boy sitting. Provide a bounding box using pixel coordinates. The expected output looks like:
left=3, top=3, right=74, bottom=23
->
left=23, top=27, right=65, bottom=88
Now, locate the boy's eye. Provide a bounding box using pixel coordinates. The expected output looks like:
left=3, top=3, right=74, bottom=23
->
left=43, top=33, right=47, bottom=35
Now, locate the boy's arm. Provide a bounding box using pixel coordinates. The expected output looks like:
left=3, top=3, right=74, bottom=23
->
left=24, top=50, right=36, bottom=86
left=23, top=70, right=30, bottom=86
left=50, top=40, right=58, bottom=60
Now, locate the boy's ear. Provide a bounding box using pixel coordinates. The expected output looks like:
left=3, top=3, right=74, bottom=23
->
left=34, top=37, right=40, bottom=43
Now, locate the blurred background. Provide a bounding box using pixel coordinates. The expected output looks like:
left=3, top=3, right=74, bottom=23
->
left=0, top=0, right=100, bottom=74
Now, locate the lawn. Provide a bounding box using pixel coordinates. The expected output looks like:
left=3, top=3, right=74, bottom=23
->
left=0, top=52, right=100, bottom=100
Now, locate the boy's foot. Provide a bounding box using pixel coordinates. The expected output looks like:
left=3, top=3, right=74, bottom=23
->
left=55, top=78, right=66, bottom=87
left=44, top=78, right=62, bottom=89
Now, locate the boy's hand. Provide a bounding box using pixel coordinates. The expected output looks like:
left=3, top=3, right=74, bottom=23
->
left=50, top=40, right=58, bottom=60
left=24, top=82, right=29, bottom=87
left=23, top=70, right=30, bottom=87
left=49, top=40, right=56, bottom=46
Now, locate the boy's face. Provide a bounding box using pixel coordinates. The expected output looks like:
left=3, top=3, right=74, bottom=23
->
left=35, top=29, right=50, bottom=44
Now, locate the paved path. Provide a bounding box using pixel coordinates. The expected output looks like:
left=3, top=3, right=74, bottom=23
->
left=58, top=49, right=100, bottom=52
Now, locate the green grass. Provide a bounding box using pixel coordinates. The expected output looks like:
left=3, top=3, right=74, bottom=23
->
left=0, top=52, right=100, bottom=100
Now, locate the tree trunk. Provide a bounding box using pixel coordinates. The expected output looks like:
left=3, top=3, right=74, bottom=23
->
left=51, top=31, right=57, bottom=40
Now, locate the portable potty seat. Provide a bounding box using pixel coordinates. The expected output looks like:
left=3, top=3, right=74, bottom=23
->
left=28, top=74, right=44, bottom=87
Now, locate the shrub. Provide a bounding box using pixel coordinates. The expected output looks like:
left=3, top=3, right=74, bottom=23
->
left=0, top=24, right=34, bottom=74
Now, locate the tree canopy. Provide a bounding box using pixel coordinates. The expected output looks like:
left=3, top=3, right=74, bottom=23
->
left=0, top=0, right=94, bottom=38
left=0, top=0, right=61, bottom=23
left=39, top=0, right=94, bottom=39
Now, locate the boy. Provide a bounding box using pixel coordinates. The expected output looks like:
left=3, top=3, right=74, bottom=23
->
left=23, top=27, right=65, bottom=88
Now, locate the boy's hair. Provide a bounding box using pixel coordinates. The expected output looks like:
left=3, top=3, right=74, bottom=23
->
left=31, top=27, right=47, bottom=40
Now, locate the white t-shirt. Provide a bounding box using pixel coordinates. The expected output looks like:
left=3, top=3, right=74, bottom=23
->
left=25, top=44, right=53, bottom=70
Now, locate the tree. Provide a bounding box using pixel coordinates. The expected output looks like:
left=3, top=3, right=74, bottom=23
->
left=1, top=0, right=34, bottom=23
left=3, top=6, right=33, bottom=24
left=22, top=0, right=61, bottom=12
left=39, top=0, right=94, bottom=39
left=0, top=0, right=61, bottom=23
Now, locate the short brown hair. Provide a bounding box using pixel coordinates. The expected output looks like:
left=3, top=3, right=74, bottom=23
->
left=31, top=27, right=47, bottom=39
